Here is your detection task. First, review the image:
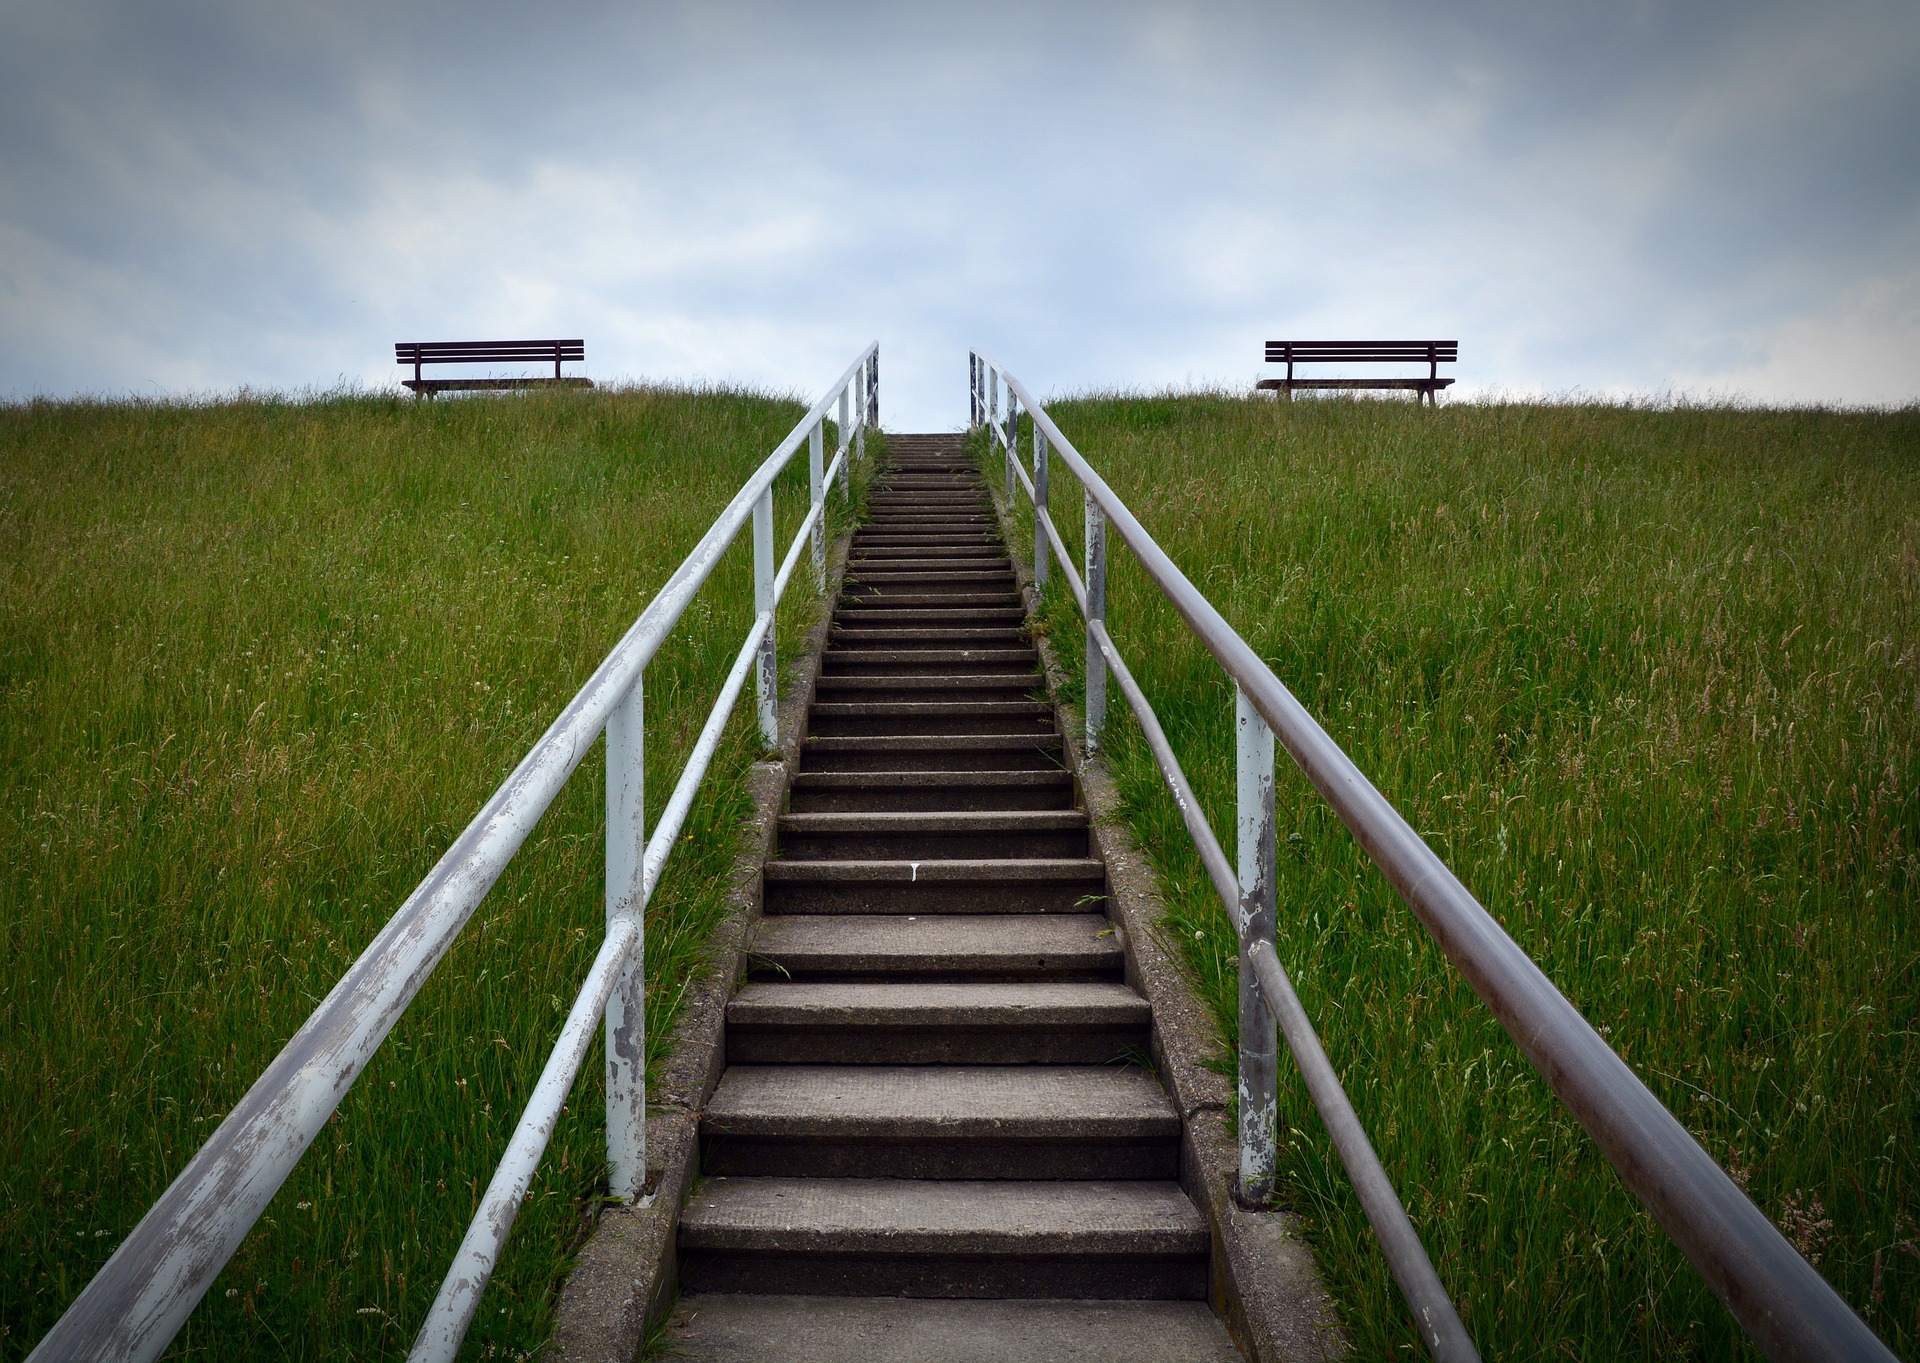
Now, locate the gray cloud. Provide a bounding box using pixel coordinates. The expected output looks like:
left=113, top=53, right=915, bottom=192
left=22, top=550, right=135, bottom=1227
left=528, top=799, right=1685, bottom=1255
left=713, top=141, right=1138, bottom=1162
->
left=1, top=0, right=1915, bottom=425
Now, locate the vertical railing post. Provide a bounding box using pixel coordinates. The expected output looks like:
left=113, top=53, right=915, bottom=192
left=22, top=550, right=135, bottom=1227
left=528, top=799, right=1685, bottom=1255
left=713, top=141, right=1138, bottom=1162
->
left=988, top=367, right=998, bottom=443
left=604, top=674, right=646, bottom=1200
left=753, top=490, right=777, bottom=747
left=868, top=350, right=879, bottom=428
left=1085, top=490, right=1107, bottom=751
left=971, top=354, right=980, bottom=427
left=1004, top=372, right=1015, bottom=505
left=809, top=419, right=826, bottom=589
left=1032, top=421, right=1050, bottom=591
left=852, top=368, right=865, bottom=478
left=1236, top=684, right=1279, bottom=1205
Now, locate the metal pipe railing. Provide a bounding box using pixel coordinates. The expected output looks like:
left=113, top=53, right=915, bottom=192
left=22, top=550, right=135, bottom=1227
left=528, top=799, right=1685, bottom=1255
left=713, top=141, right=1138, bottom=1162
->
left=30, top=344, right=880, bottom=1363
left=968, top=349, right=1892, bottom=1363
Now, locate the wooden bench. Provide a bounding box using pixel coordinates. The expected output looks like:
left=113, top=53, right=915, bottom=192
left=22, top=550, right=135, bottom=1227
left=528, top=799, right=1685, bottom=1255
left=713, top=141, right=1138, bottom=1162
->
left=394, top=339, right=591, bottom=396
left=1256, top=341, right=1457, bottom=405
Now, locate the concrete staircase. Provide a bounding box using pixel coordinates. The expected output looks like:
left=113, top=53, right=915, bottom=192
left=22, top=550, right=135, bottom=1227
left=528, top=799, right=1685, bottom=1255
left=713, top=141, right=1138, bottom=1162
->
left=661, top=434, right=1242, bottom=1360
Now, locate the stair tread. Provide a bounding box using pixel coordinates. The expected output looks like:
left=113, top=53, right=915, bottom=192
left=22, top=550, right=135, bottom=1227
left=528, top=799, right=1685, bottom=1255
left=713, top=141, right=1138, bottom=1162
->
left=728, top=980, right=1149, bottom=1025
left=680, top=1178, right=1206, bottom=1254
left=751, top=913, right=1117, bottom=969
left=762, top=857, right=1102, bottom=881
left=791, top=770, right=1071, bottom=786
left=662, top=1295, right=1243, bottom=1363
left=705, top=1065, right=1176, bottom=1135
left=779, top=810, right=1087, bottom=832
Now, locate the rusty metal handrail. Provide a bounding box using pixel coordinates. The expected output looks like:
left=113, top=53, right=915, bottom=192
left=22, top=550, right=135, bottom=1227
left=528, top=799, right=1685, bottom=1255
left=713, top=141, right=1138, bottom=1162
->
left=29, top=345, right=880, bottom=1363
left=968, top=350, right=1892, bottom=1363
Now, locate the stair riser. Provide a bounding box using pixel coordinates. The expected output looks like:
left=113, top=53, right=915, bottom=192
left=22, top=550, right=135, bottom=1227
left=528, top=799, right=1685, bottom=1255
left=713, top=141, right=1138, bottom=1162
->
left=746, top=966, right=1123, bottom=984
left=806, top=714, right=1054, bottom=739
left=702, top=1138, right=1177, bottom=1181
left=723, top=1025, right=1147, bottom=1065
left=811, top=683, right=1043, bottom=705
left=822, top=658, right=1038, bottom=678
left=763, top=880, right=1104, bottom=915
left=829, top=629, right=1027, bottom=646
left=838, top=593, right=1022, bottom=610
left=797, top=746, right=1063, bottom=773
left=830, top=608, right=1026, bottom=624
left=787, top=786, right=1074, bottom=814
left=777, top=830, right=1090, bottom=861
left=678, top=1252, right=1206, bottom=1301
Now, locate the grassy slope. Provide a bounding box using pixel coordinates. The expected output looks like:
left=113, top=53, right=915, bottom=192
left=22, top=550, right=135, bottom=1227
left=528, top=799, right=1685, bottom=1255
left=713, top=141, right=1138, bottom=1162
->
left=983, top=395, right=1918, bottom=1359
left=0, top=388, right=867, bottom=1360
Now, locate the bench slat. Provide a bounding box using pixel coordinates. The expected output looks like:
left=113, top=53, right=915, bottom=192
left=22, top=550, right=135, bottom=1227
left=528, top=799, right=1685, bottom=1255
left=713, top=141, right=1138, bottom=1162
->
left=1265, top=341, right=1457, bottom=363
left=403, top=377, right=595, bottom=393
left=396, top=340, right=585, bottom=363
left=1255, top=378, right=1455, bottom=391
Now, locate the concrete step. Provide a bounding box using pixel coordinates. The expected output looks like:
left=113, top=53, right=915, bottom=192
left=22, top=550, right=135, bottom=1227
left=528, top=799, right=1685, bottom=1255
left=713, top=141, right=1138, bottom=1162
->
left=726, top=980, right=1145, bottom=1064
left=806, top=699, right=1054, bottom=737
left=817, top=671, right=1044, bottom=694
left=860, top=518, right=993, bottom=530
left=678, top=1178, right=1208, bottom=1298
left=847, top=558, right=1010, bottom=572
left=823, top=648, right=1038, bottom=676
left=844, top=566, right=1015, bottom=584
left=851, top=543, right=1006, bottom=559
left=828, top=627, right=1027, bottom=648
left=838, top=590, right=1021, bottom=607
left=661, top=1295, right=1244, bottom=1363
left=747, top=912, right=1118, bottom=980
left=812, top=675, right=1044, bottom=705
left=830, top=605, right=1026, bottom=624
left=787, top=769, right=1073, bottom=812
left=701, top=1065, right=1178, bottom=1179
left=776, top=810, right=1089, bottom=860
left=762, top=857, right=1105, bottom=914
left=837, top=591, right=1022, bottom=610
left=850, top=536, right=1001, bottom=549
left=799, top=733, right=1064, bottom=772
left=867, top=502, right=991, bottom=515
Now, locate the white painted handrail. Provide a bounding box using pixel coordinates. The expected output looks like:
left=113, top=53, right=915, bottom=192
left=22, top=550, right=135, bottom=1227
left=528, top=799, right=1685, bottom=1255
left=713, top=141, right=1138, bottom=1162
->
left=967, top=348, right=1890, bottom=1363
left=29, top=345, right=880, bottom=1363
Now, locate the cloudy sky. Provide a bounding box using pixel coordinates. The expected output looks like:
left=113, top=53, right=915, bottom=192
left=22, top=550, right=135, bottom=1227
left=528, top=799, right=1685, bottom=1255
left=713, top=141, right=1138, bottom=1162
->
left=1, top=1, right=1915, bottom=428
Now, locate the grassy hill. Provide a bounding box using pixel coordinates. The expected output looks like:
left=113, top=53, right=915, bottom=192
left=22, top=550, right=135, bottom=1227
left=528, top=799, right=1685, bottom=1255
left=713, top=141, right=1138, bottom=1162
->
left=0, top=386, right=857, bottom=1359
left=988, top=394, right=1918, bottom=1360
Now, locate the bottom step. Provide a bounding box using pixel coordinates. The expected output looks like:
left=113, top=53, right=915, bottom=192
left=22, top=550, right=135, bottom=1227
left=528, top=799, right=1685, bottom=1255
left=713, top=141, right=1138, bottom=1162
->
left=660, top=1294, right=1244, bottom=1361
left=678, top=1177, right=1208, bottom=1299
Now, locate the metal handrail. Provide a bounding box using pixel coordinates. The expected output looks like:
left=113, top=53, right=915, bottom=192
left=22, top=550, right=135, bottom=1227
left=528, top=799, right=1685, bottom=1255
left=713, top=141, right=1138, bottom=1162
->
left=30, top=345, right=881, bottom=1363
left=967, top=350, right=1893, bottom=1363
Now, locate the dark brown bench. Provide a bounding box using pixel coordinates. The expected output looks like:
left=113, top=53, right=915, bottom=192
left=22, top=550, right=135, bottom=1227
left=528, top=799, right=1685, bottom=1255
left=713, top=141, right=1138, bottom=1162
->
left=394, top=339, right=591, bottom=396
left=1256, top=341, right=1457, bottom=406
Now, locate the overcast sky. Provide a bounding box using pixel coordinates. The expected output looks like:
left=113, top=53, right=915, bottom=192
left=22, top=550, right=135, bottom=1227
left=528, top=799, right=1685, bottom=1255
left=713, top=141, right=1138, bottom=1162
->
left=2, top=1, right=1916, bottom=428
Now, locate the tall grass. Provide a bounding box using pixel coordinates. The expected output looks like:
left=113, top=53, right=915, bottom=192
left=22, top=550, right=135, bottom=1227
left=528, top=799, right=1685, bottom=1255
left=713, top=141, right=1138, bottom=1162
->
left=983, top=394, right=1918, bottom=1359
left=0, top=386, right=869, bottom=1360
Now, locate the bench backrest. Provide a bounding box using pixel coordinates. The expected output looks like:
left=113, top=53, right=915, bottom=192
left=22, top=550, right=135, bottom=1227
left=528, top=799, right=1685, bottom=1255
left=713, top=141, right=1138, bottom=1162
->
left=396, top=339, right=586, bottom=367
left=1265, top=341, right=1457, bottom=366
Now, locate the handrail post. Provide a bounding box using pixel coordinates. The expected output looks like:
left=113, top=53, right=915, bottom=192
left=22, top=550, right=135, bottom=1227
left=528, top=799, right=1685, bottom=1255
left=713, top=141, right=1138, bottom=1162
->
left=868, top=350, right=879, bottom=429
left=604, top=674, right=646, bottom=1199
left=1236, top=683, right=1278, bottom=1205
left=851, top=369, right=865, bottom=480
left=809, top=419, right=826, bottom=589
left=1085, top=489, right=1107, bottom=751
left=988, top=366, right=998, bottom=438
left=971, top=354, right=981, bottom=427
left=1032, top=418, right=1049, bottom=591
left=753, top=489, right=777, bottom=746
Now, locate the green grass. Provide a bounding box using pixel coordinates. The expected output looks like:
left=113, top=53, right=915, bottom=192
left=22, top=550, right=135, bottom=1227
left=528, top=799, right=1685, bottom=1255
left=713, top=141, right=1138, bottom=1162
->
left=981, top=394, right=1919, bottom=1360
left=0, top=386, right=874, bottom=1360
